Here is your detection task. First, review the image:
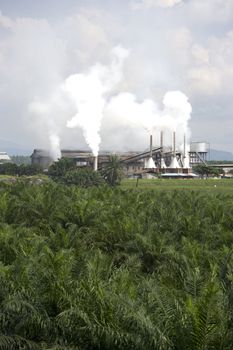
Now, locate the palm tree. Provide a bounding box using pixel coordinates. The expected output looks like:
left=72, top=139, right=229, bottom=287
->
left=101, top=155, right=123, bottom=186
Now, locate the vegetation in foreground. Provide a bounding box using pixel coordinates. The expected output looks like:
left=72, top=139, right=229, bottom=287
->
left=0, top=182, right=233, bottom=348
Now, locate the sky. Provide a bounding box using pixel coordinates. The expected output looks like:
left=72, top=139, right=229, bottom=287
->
left=0, top=0, right=232, bottom=153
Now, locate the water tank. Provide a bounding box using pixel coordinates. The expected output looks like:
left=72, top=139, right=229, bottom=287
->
left=190, top=142, right=208, bottom=153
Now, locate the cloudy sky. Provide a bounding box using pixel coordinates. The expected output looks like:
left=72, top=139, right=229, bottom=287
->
left=0, top=0, right=232, bottom=153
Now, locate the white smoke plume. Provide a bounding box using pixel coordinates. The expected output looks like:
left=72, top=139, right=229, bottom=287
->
left=28, top=45, right=192, bottom=158
left=49, top=134, right=61, bottom=160
left=63, top=45, right=129, bottom=156
left=105, top=90, right=192, bottom=149
left=28, top=88, right=72, bottom=160
left=162, top=91, right=192, bottom=133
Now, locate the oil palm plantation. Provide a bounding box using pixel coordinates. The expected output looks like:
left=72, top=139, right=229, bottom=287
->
left=0, top=182, right=233, bottom=348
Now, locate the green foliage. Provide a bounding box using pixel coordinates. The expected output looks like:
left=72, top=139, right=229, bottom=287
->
left=62, top=168, right=105, bottom=187
left=101, top=155, right=123, bottom=186
left=0, top=163, right=43, bottom=176
left=0, top=162, right=18, bottom=175
left=193, top=164, right=222, bottom=177
left=0, top=184, right=233, bottom=348
left=48, top=157, right=76, bottom=181
left=11, top=155, right=31, bottom=165
left=48, top=158, right=105, bottom=187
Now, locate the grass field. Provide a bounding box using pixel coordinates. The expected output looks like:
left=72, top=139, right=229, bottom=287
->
left=121, top=178, right=233, bottom=192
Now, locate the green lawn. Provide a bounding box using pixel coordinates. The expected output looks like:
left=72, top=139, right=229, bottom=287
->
left=121, top=178, right=233, bottom=192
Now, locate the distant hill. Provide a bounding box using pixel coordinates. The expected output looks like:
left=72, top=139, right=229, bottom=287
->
left=209, top=149, right=233, bottom=161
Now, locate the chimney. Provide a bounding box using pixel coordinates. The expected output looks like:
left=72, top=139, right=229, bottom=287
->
left=150, top=134, right=153, bottom=157
left=93, top=156, right=98, bottom=171
left=160, top=131, right=166, bottom=169
left=170, top=131, right=180, bottom=168
left=160, top=131, right=164, bottom=151
left=173, top=131, right=176, bottom=157
left=183, top=134, right=190, bottom=168
left=145, top=134, right=156, bottom=169
left=183, top=134, right=186, bottom=158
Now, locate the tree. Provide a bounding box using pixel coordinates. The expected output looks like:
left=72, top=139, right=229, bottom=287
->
left=0, top=162, right=18, bottom=175
left=193, top=164, right=221, bottom=178
left=18, top=164, right=43, bottom=176
left=62, top=168, right=104, bottom=187
left=101, top=155, right=124, bottom=186
left=0, top=163, right=43, bottom=176
left=10, top=155, right=31, bottom=165
left=1, top=182, right=233, bottom=348
left=48, top=157, right=76, bottom=181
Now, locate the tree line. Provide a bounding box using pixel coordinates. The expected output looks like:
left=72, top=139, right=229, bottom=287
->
left=0, top=156, right=123, bottom=186
left=193, top=164, right=223, bottom=177
left=0, top=162, right=43, bottom=176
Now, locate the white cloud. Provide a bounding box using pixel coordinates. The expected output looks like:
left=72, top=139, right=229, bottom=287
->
left=191, top=44, right=209, bottom=65
left=131, top=0, right=183, bottom=10
left=0, top=12, right=14, bottom=29
left=62, top=11, right=109, bottom=66
left=187, top=31, right=233, bottom=96
left=0, top=1, right=232, bottom=153
left=184, top=0, right=233, bottom=23
left=188, top=66, right=222, bottom=95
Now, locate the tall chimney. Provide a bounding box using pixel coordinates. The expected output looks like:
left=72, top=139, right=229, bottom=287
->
left=169, top=131, right=180, bottom=168
left=173, top=131, right=176, bottom=157
left=94, top=156, right=98, bottom=171
left=160, top=131, right=166, bottom=169
left=160, top=131, right=164, bottom=151
left=150, top=134, right=153, bottom=157
left=183, top=134, right=186, bottom=158
left=145, top=134, right=156, bottom=169
left=183, top=134, right=190, bottom=168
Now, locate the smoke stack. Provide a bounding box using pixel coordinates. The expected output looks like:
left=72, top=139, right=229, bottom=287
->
left=160, top=131, right=164, bottom=151
left=184, top=134, right=186, bottom=157
left=170, top=131, right=180, bottom=168
left=183, top=134, right=190, bottom=168
left=94, top=156, right=98, bottom=171
left=145, top=134, right=156, bottom=169
left=173, top=131, right=176, bottom=157
left=160, top=131, right=166, bottom=169
left=150, top=134, right=153, bottom=157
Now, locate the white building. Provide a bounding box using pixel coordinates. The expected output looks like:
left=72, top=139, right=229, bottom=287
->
left=0, top=152, right=11, bottom=164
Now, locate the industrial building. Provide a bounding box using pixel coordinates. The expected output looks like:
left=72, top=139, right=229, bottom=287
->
left=0, top=152, right=11, bottom=164
left=31, top=133, right=209, bottom=177
left=31, top=149, right=153, bottom=175
left=189, top=142, right=209, bottom=165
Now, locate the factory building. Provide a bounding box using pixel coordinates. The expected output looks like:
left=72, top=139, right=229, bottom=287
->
left=31, top=134, right=209, bottom=177
left=0, top=152, right=11, bottom=164
left=31, top=149, right=147, bottom=174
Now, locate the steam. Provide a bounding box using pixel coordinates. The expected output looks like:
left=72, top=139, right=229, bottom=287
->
left=162, top=91, right=192, bottom=133
left=64, top=45, right=129, bottom=156
left=49, top=134, right=61, bottom=160
left=28, top=88, right=74, bottom=160
left=28, top=97, right=62, bottom=160
left=105, top=90, right=192, bottom=146
left=28, top=45, right=192, bottom=158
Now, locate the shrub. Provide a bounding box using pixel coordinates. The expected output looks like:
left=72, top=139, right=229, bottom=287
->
left=62, top=168, right=105, bottom=187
